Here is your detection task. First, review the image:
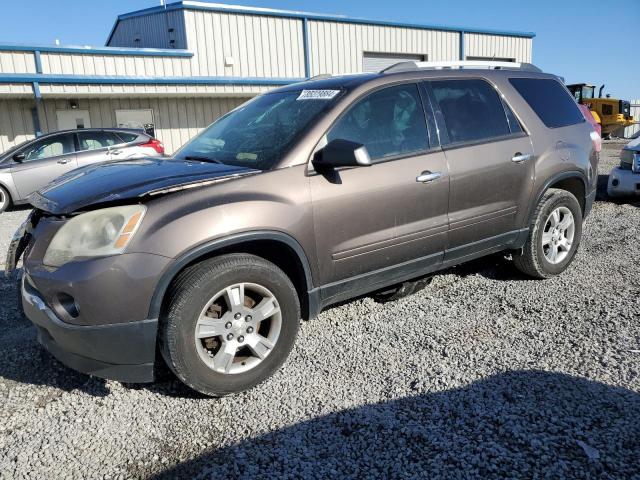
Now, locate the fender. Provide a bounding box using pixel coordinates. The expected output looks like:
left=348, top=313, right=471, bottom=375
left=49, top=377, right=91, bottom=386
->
left=147, top=230, right=317, bottom=320
left=515, top=170, right=588, bottom=249
left=0, top=177, right=19, bottom=204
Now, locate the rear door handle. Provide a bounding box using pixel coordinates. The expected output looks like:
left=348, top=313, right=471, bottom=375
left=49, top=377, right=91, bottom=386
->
left=416, top=171, right=442, bottom=183
left=511, top=152, right=532, bottom=163
left=110, top=150, right=122, bottom=155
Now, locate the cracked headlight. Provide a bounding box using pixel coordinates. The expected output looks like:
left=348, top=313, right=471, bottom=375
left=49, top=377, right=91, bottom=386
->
left=43, top=205, right=146, bottom=267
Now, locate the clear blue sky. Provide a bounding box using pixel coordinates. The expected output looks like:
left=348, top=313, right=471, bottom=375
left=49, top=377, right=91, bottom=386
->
left=0, top=0, right=638, bottom=99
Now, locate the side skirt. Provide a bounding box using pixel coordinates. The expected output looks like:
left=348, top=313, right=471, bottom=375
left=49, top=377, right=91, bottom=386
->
left=311, top=228, right=529, bottom=314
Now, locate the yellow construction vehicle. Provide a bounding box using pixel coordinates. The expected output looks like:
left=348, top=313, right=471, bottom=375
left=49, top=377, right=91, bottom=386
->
left=567, top=83, right=635, bottom=138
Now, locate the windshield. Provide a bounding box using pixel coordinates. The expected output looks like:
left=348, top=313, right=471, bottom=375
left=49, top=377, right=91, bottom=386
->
left=582, top=86, right=595, bottom=100
left=174, top=90, right=342, bottom=170
left=1, top=138, right=32, bottom=161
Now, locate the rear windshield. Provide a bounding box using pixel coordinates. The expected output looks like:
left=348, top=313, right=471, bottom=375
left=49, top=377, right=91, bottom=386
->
left=509, top=78, right=585, bottom=129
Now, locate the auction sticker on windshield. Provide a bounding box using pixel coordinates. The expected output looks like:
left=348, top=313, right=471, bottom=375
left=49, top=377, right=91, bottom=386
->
left=297, top=90, right=340, bottom=100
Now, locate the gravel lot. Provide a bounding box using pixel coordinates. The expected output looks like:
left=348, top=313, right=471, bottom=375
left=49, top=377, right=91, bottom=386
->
left=1, top=144, right=639, bottom=479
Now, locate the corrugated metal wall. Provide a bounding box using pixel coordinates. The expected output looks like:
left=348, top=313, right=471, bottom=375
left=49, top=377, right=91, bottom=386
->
left=0, top=83, right=34, bottom=96
left=182, top=10, right=305, bottom=77
left=39, top=97, right=245, bottom=153
left=0, top=99, right=36, bottom=152
left=107, top=11, right=188, bottom=49
left=39, top=52, right=194, bottom=77
left=0, top=51, right=37, bottom=74
left=464, top=33, right=532, bottom=63
left=307, top=21, right=460, bottom=75
left=623, top=100, right=639, bottom=138
left=0, top=97, right=246, bottom=154
left=37, top=83, right=272, bottom=97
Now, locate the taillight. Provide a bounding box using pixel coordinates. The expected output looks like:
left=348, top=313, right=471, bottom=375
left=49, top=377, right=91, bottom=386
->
left=142, top=139, right=164, bottom=154
left=590, top=131, right=602, bottom=153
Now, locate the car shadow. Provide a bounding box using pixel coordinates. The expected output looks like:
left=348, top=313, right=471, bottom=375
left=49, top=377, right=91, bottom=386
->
left=0, top=270, right=109, bottom=396
left=442, top=252, right=530, bottom=282
left=6, top=204, right=33, bottom=213
left=150, top=370, right=640, bottom=479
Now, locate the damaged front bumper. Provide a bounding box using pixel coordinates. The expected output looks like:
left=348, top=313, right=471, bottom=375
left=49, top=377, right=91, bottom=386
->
left=608, top=166, right=640, bottom=197
left=22, top=274, right=158, bottom=383
left=4, top=213, right=33, bottom=276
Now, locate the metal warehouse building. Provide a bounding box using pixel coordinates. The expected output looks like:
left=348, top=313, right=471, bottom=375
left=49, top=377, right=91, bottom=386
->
left=0, top=1, right=535, bottom=154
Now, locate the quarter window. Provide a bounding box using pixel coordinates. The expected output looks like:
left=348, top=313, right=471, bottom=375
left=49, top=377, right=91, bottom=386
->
left=509, top=78, right=585, bottom=129
left=115, top=132, right=139, bottom=143
left=430, top=79, right=511, bottom=144
left=327, top=84, right=429, bottom=161
left=77, top=131, right=121, bottom=152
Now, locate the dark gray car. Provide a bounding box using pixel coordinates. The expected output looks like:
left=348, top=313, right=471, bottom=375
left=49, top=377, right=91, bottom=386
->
left=0, top=128, right=164, bottom=213
left=7, top=62, right=599, bottom=396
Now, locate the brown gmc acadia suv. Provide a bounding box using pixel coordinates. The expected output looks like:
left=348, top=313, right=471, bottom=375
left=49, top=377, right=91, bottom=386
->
left=7, top=62, right=599, bottom=396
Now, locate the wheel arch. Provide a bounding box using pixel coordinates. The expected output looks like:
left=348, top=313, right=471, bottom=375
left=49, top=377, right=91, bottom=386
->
left=149, top=231, right=317, bottom=322
left=530, top=171, right=587, bottom=221
left=0, top=179, right=15, bottom=205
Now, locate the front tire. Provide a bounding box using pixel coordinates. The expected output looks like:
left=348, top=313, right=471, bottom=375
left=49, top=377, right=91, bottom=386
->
left=160, top=254, right=300, bottom=397
left=0, top=186, right=10, bottom=213
left=514, top=188, right=583, bottom=279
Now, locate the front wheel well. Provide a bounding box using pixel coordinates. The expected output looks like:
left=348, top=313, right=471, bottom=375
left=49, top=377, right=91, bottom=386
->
left=159, top=239, right=312, bottom=320
left=0, top=183, right=12, bottom=212
left=547, top=176, right=585, bottom=214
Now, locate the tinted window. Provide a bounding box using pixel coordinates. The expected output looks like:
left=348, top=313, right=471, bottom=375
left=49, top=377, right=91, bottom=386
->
left=327, top=84, right=429, bottom=160
left=175, top=91, right=340, bottom=170
left=502, top=99, right=523, bottom=134
left=21, top=135, right=74, bottom=161
left=115, top=132, right=139, bottom=143
left=431, top=79, right=511, bottom=144
left=509, top=78, right=585, bottom=128
left=77, top=131, right=121, bottom=152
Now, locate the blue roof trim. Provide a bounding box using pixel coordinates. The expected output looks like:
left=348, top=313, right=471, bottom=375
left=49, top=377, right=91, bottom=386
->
left=0, top=73, right=301, bottom=86
left=0, top=43, right=193, bottom=57
left=109, top=1, right=535, bottom=40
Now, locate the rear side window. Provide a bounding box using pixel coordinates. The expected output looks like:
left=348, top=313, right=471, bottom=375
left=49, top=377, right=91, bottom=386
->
left=509, top=78, right=585, bottom=128
left=327, top=83, right=429, bottom=161
left=502, top=100, right=523, bottom=134
left=77, top=131, right=121, bottom=152
left=430, top=79, right=511, bottom=144
left=115, top=132, right=139, bottom=143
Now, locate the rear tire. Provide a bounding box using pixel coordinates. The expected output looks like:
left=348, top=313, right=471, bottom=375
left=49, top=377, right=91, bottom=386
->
left=160, top=254, right=300, bottom=397
left=513, top=188, right=583, bottom=279
left=0, top=186, right=10, bottom=213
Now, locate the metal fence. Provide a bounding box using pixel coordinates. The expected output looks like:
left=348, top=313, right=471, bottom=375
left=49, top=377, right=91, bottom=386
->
left=623, top=100, right=640, bottom=138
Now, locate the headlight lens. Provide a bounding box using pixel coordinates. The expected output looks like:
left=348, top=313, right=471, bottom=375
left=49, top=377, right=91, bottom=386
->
left=43, top=205, right=146, bottom=267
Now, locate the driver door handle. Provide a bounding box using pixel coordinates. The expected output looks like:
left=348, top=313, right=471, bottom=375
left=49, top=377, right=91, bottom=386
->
left=57, top=158, right=71, bottom=164
left=511, top=152, right=532, bottom=163
left=416, top=171, right=442, bottom=183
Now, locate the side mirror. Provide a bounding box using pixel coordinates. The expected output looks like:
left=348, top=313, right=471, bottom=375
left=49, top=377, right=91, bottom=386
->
left=312, top=139, right=372, bottom=171
left=13, top=153, right=25, bottom=163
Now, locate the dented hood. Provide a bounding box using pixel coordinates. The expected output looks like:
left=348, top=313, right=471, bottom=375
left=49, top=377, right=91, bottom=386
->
left=29, top=158, right=258, bottom=214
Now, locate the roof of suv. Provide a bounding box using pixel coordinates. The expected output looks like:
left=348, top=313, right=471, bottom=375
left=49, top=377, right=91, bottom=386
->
left=272, top=68, right=558, bottom=95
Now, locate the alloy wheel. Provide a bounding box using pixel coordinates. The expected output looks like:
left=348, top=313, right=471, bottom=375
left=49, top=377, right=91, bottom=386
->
left=541, top=206, right=575, bottom=264
left=194, top=282, right=282, bottom=374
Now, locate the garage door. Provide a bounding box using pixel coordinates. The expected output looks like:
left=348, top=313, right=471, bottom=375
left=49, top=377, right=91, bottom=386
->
left=362, top=52, right=427, bottom=73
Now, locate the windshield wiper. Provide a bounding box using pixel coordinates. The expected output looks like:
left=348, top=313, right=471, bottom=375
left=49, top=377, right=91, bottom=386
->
left=183, top=155, right=224, bottom=164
